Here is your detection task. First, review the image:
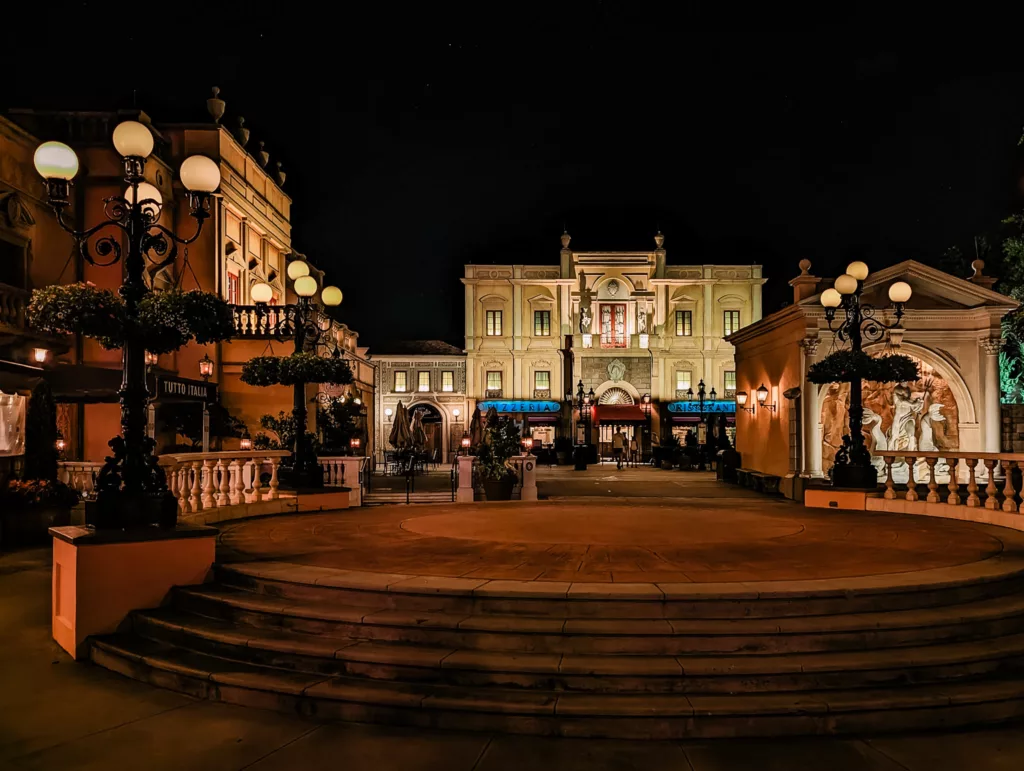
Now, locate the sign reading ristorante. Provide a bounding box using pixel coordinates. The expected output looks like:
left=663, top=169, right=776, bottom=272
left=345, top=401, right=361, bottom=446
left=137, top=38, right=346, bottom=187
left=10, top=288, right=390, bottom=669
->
left=667, top=399, right=736, bottom=414
left=155, top=375, right=217, bottom=404
left=477, top=400, right=561, bottom=414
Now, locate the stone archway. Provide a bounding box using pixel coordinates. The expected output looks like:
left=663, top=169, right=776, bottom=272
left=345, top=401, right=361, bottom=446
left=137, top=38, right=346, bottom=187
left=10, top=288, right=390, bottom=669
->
left=408, top=402, right=446, bottom=464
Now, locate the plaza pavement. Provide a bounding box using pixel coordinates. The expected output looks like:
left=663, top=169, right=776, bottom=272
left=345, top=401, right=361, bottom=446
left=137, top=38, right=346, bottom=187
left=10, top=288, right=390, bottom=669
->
left=4, top=468, right=1024, bottom=769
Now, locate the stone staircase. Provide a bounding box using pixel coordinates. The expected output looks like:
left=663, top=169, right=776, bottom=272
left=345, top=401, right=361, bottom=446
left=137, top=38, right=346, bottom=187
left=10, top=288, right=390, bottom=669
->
left=90, top=557, right=1024, bottom=738
left=363, top=491, right=453, bottom=505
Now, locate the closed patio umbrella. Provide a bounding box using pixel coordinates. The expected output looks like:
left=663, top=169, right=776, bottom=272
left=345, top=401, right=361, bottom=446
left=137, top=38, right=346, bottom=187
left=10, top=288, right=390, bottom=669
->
left=410, top=409, right=427, bottom=450
left=389, top=401, right=412, bottom=450
left=469, top=405, right=483, bottom=447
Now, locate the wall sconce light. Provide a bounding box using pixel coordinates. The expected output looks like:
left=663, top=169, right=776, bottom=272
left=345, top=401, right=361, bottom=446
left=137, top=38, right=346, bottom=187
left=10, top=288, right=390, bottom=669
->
left=239, top=436, right=253, bottom=451
left=385, top=407, right=393, bottom=420
left=453, top=408, right=461, bottom=419
left=756, top=383, right=776, bottom=412
left=735, top=390, right=755, bottom=414
left=32, top=347, right=48, bottom=364
left=198, top=353, right=214, bottom=381
left=582, top=333, right=593, bottom=349
left=353, top=396, right=361, bottom=405
left=55, top=434, right=66, bottom=453
left=350, top=437, right=361, bottom=450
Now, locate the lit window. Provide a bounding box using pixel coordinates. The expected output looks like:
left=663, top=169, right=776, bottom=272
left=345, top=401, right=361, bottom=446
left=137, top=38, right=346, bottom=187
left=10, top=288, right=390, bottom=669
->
left=675, top=370, right=692, bottom=391
left=418, top=371, right=430, bottom=392
left=724, top=370, right=736, bottom=396
left=486, top=310, right=503, bottom=336
left=486, top=371, right=502, bottom=391
left=534, top=310, right=551, bottom=336
left=534, top=371, right=550, bottom=391
left=226, top=272, right=240, bottom=305
left=600, top=304, right=626, bottom=348
left=394, top=371, right=407, bottom=392
left=442, top=371, right=454, bottom=392
left=724, top=310, right=741, bottom=336
left=675, top=310, right=692, bottom=336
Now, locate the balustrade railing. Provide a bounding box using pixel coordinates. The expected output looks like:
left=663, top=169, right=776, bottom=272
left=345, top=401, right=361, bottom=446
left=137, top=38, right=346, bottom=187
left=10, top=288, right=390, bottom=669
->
left=320, top=456, right=367, bottom=488
left=159, top=450, right=291, bottom=514
left=0, top=282, right=28, bottom=329
left=58, top=461, right=104, bottom=497
left=230, top=304, right=299, bottom=338
left=876, top=451, right=1023, bottom=512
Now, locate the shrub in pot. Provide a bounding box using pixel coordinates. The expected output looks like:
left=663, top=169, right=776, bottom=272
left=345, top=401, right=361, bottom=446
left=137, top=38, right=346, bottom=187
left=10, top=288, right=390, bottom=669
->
left=1, top=479, right=80, bottom=547
left=475, top=418, right=521, bottom=500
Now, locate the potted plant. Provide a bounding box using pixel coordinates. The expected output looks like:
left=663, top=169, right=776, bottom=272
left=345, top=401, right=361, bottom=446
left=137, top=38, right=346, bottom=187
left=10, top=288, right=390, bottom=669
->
left=476, top=417, right=521, bottom=500
left=1, top=478, right=81, bottom=547
left=554, top=436, right=574, bottom=465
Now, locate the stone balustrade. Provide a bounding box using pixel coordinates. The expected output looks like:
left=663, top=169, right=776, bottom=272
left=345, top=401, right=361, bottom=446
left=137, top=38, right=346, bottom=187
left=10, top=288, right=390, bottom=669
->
left=159, top=450, right=291, bottom=514
left=57, top=461, right=104, bottom=497
left=0, top=282, right=28, bottom=330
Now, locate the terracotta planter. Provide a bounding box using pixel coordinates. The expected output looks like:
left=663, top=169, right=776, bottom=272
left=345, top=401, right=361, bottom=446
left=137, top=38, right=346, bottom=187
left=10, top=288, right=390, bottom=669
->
left=481, top=477, right=515, bottom=501
left=1, top=506, right=71, bottom=548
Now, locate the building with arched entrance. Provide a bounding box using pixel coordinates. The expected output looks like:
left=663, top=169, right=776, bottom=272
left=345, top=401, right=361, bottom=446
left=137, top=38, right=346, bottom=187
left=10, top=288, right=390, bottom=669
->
left=728, top=258, right=1018, bottom=500
left=462, top=231, right=764, bottom=454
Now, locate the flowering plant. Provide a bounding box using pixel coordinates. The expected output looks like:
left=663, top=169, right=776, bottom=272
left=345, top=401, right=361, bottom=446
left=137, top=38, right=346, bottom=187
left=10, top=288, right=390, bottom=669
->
left=241, top=353, right=353, bottom=387
left=1, top=479, right=81, bottom=509
left=28, top=284, right=235, bottom=354
left=808, top=350, right=919, bottom=384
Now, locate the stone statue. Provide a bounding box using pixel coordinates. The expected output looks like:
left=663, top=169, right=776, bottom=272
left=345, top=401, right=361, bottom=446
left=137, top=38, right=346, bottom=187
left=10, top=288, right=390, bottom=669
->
left=578, top=272, right=593, bottom=334
left=638, top=305, right=648, bottom=334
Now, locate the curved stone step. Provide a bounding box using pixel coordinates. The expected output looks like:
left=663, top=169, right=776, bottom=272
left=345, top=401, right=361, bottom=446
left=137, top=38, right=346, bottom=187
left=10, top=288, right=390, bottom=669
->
left=90, top=634, right=1024, bottom=739
left=129, top=607, right=1024, bottom=694
left=173, top=585, right=1024, bottom=655
left=214, top=556, right=1024, bottom=620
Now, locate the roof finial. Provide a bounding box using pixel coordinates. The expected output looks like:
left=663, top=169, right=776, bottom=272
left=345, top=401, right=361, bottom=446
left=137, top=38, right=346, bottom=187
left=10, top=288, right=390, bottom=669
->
left=207, top=86, right=225, bottom=124
left=798, top=258, right=812, bottom=276
left=654, top=230, right=665, bottom=249
left=257, top=141, right=269, bottom=168
left=234, top=116, right=249, bottom=147
left=561, top=228, right=571, bottom=249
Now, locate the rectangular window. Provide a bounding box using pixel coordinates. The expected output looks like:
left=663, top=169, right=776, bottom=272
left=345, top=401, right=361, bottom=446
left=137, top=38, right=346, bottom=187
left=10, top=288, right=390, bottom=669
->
left=724, top=370, right=737, bottom=397
left=675, top=310, right=692, bottom=336
left=723, top=310, right=741, bottom=336
left=486, top=310, right=503, bottom=336
left=442, top=371, right=454, bottom=392
left=486, top=371, right=502, bottom=391
left=226, top=272, right=240, bottom=305
left=418, top=371, right=430, bottom=392
left=534, top=371, right=550, bottom=391
left=675, top=370, right=692, bottom=391
left=600, top=304, right=627, bottom=348
left=533, top=310, right=551, bottom=336
left=394, top=371, right=407, bottom=392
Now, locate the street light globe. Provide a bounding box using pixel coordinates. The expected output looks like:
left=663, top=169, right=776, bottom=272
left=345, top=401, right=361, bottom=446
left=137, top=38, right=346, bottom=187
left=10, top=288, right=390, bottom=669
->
left=888, top=281, right=913, bottom=304
left=846, top=260, right=870, bottom=281
left=179, top=155, right=221, bottom=192
left=124, top=182, right=163, bottom=217
left=112, top=120, right=154, bottom=158
left=250, top=281, right=273, bottom=303
left=385, top=408, right=393, bottom=418
left=453, top=408, right=460, bottom=418
left=286, top=260, right=310, bottom=281
left=834, top=274, right=859, bottom=295
left=33, top=141, right=79, bottom=180
left=321, top=285, right=343, bottom=306
left=294, top=275, right=317, bottom=297
left=820, top=287, right=842, bottom=308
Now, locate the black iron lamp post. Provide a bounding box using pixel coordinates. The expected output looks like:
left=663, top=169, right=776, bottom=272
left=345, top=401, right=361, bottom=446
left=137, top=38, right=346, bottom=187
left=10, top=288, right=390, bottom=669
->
left=574, top=379, right=593, bottom=471
left=249, top=264, right=343, bottom=488
left=685, top=379, right=717, bottom=470
left=820, top=261, right=913, bottom=489
left=640, top=393, right=652, bottom=462
left=33, top=122, right=220, bottom=527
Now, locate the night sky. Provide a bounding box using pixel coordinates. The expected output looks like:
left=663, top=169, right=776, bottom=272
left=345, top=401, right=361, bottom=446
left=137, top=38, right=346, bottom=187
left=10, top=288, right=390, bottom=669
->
left=5, top=5, right=1024, bottom=346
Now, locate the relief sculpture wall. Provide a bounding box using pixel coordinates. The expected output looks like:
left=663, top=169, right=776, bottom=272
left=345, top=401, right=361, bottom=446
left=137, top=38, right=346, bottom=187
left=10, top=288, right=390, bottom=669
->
left=820, top=355, right=960, bottom=482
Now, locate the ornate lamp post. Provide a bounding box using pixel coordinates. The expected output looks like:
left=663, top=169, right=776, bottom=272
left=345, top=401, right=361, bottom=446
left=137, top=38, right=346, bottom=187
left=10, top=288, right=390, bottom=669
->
left=574, top=380, right=594, bottom=471
left=640, top=393, right=652, bottom=462
left=33, top=121, right=220, bottom=527
left=249, top=263, right=343, bottom=488
left=684, top=379, right=717, bottom=470
left=820, top=261, right=913, bottom=488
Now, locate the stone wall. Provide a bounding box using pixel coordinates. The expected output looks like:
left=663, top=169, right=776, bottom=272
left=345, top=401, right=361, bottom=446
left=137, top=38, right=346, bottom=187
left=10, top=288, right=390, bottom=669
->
left=1001, top=404, right=1024, bottom=452
left=579, top=356, right=652, bottom=396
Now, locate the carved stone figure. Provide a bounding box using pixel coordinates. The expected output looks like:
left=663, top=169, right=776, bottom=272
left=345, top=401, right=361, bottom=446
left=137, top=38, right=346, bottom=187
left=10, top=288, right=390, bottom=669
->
left=608, top=359, right=626, bottom=383
left=578, top=272, right=593, bottom=334
left=638, top=305, right=648, bottom=334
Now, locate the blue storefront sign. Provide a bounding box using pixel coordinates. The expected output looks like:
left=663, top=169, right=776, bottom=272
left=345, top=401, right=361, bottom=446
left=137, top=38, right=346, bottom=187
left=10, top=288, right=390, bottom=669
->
left=478, top=400, right=562, bottom=414
left=667, top=399, right=735, bottom=415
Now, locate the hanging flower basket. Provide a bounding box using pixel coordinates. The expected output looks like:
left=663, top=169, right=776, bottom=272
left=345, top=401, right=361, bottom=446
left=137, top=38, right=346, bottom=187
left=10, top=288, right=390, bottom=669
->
left=28, top=284, right=236, bottom=354
left=807, top=350, right=919, bottom=385
left=241, top=352, right=353, bottom=387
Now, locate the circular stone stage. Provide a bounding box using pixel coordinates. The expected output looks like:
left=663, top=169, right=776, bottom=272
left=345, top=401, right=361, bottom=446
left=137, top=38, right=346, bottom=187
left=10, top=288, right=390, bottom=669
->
left=93, top=501, right=1024, bottom=739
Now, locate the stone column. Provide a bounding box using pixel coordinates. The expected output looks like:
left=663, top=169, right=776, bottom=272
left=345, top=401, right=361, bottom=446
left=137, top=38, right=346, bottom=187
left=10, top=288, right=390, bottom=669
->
left=981, top=338, right=1002, bottom=452
left=457, top=455, right=475, bottom=503
left=800, top=337, right=822, bottom=477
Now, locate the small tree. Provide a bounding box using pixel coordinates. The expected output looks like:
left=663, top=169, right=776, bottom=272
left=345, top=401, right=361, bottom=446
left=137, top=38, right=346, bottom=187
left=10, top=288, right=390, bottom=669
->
left=161, top=402, right=246, bottom=451
left=316, top=396, right=362, bottom=454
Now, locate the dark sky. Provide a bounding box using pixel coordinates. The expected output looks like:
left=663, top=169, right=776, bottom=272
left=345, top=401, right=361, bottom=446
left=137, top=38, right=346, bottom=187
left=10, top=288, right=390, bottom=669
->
left=5, top=4, right=1024, bottom=345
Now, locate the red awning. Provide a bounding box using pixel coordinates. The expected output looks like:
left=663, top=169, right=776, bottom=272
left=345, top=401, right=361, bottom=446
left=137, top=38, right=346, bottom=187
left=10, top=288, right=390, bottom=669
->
left=593, top=405, right=647, bottom=424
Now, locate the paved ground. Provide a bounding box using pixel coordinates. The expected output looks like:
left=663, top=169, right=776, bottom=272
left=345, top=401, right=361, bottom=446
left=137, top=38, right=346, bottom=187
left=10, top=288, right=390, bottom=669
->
left=5, top=548, right=1024, bottom=769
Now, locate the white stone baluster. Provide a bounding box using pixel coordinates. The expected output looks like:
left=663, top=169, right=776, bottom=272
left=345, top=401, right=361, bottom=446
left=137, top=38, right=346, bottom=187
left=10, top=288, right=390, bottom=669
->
left=905, top=456, right=918, bottom=501
left=229, top=459, right=242, bottom=505
left=200, top=459, right=215, bottom=509
left=216, top=459, right=230, bottom=506
left=189, top=461, right=202, bottom=512
left=882, top=455, right=896, bottom=500
left=269, top=459, right=280, bottom=500
left=984, top=459, right=1000, bottom=510
left=947, top=457, right=961, bottom=506
left=925, top=457, right=940, bottom=503
left=966, top=458, right=980, bottom=507
left=177, top=466, right=189, bottom=512
left=1002, top=461, right=1018, bottom=513
left=252, top=460, right=263, bottom=502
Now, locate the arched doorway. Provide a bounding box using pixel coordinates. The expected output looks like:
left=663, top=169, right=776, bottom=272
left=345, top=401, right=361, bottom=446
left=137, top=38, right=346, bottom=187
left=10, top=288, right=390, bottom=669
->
left=409, top=403, right=444, bottom=465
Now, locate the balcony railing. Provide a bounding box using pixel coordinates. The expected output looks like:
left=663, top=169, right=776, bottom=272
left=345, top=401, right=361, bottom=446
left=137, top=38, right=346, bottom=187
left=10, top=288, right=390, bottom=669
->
left=485, top=389, right=503, bottom=399
left=231, top=305, right=299, bottom=338
left=0, top=282, right=28, bottom=330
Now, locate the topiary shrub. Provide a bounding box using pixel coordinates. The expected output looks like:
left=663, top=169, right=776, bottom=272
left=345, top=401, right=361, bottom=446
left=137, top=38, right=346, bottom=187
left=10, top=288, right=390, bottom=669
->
left=807, top=350, right=919, bottom=385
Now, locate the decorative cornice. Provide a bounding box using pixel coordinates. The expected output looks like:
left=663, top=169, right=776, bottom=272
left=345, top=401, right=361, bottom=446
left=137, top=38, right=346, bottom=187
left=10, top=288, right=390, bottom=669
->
left=980, top=337, right=1003, bottom=355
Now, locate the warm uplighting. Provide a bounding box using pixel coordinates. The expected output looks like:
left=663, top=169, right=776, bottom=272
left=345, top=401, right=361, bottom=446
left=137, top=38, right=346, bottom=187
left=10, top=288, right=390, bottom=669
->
left=293, top=275, right=317, bottom=298
left=33, top=141, right=79, bottom=181
left=239, top=437, right=252, bottom=451
left=888, top=281, right=913, bottom=304
left=198, top=353, right=214, bottom=381
left=820, top=287, right=842, bottom=308
left=112, top=120, right=154, bottom=158
left=834, top=273, right=859, bottom=295
left=286, top=260, right=310, bottom=281
left=179, top=155, right=221, bottom=192
left=320, top=285, right=343, bottom=306
left=144, top=350, right=158, bottom=367
left=124, top=182, right=162, bottom=217
left=736, top=391, right=748, bottom=406
left=32, top=347, right=48, bottom=363
left=250, top=281, right=273, bottom=304
left=846, top=260, right=870, bottom=281
left=453, top=408, right=461, bottom=418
